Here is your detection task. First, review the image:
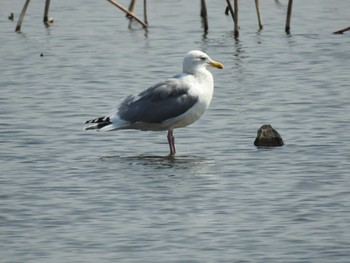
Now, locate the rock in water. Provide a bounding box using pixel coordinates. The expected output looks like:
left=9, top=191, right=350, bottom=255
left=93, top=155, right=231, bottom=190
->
left=254, top=124, right=284, bottom=147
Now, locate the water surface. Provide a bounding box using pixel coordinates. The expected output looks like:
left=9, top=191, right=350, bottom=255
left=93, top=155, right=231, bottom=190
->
left=1, top=1, right=350, bottom=262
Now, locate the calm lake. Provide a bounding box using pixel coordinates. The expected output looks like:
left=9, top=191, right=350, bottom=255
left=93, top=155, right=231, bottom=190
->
left=1, top=0, right=350, bottom=262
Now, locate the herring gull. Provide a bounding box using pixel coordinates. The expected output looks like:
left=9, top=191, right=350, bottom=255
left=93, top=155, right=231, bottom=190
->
left=84, top=50, right=223, bottom=156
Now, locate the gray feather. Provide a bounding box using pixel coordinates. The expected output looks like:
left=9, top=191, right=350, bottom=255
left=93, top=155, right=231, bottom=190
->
left=117, top=79, right=198, bottom=123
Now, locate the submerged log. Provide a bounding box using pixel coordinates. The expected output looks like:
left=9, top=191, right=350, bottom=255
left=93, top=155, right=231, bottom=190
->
left=254, top=124, right=284, bottom=147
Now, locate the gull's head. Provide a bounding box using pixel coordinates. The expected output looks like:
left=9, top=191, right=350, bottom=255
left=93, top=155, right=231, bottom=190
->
left=183, top=50, right=224, bottom=74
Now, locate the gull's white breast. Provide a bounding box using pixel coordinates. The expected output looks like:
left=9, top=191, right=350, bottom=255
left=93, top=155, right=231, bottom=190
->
left=162, top=71, right=214, bottom=130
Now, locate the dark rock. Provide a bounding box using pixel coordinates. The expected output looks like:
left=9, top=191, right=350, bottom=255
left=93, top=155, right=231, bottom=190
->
left=254, top=124, right=284, bottom=147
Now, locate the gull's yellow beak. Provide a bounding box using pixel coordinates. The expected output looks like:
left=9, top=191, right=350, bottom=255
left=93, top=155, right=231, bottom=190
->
left=209, top=60, right=224, bottom=69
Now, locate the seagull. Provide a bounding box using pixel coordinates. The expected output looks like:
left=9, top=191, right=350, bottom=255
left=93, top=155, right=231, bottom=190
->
left=84, top=50, right=223, bottom=156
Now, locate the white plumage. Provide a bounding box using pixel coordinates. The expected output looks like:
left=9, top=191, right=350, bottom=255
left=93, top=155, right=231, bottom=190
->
left=85, top=50, right=223, bottom=155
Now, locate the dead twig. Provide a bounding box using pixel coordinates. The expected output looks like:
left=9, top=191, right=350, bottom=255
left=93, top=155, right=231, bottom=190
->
left=333, top=26, right=350, bottom=34
left=107, top=0, right=147, bottom=28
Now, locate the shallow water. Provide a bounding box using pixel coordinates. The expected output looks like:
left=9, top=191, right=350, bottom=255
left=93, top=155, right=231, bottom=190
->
left=1, top=0, right=350, bottom=262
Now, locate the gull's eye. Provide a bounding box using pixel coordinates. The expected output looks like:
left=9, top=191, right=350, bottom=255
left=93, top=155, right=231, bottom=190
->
left=200, top=56, right=206, bottom=61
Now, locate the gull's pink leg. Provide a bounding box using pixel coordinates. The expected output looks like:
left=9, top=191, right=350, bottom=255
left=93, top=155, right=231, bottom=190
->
left=167, top=130, right=176, bottom=156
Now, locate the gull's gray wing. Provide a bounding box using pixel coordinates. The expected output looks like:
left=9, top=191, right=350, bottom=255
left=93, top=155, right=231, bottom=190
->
left=117, top=79, right=198, bottom=123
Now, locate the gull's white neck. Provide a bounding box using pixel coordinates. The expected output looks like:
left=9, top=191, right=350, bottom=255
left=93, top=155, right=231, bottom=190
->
left=193, top=67, right=213, bottom=85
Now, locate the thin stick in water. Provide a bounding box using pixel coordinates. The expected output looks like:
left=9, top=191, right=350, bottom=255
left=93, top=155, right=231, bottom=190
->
left=43, top=0, right=50, bottom=23
left=106, top=0, right=147, bottom=28
left=200, top=0, right=208, bottom=32
left=127, top=0, right=137, bottom=28
left=127, top=0, right=137, bottom=16
left=15, top=0, right=31, bottom=32
left=226, top=0, right=235, bottom=22
left=255, top=0, right=263, bottom=30
left=333, top=26, right=350, bottom=34
left=143, top=0, right=148, bottom=25
left=233, top=0, right=239, bottom=37
left=285, top=0, right=293, bottom=34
